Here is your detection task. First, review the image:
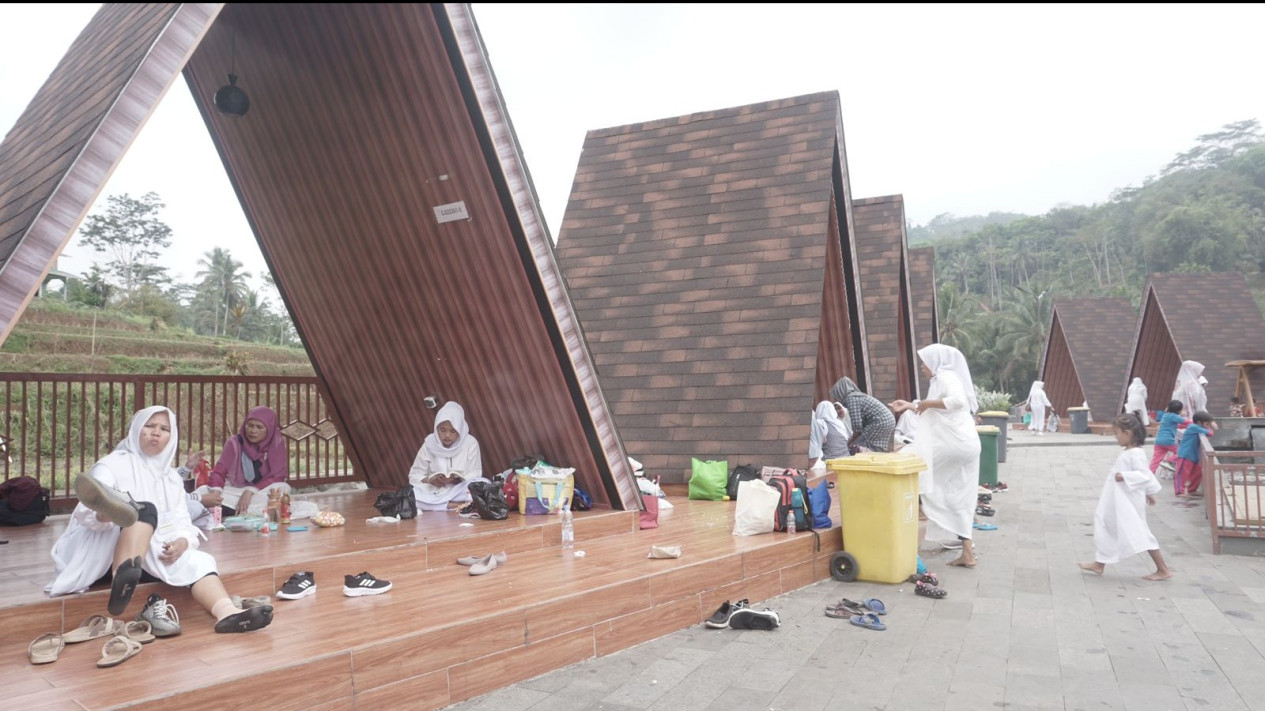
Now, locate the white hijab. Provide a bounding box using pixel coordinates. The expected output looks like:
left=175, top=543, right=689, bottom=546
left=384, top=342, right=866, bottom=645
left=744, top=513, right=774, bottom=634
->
left=1027, top=381, right=1049, bottom=404
left=918, top=344, right=978, bottom=413
left=93, top=405, right=186, bottom=513
left=424, top=401, right=470, bottom=458
left=813, top=400, right=850, bottom=440
left=1175, top=360, right=1205, bottom=390
left=110, top=405, right=181, bottom=479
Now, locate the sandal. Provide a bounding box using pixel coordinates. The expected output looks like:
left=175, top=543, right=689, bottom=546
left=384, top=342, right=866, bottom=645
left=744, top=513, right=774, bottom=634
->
left=123, top=620, right=155, bottom=644
left=975, top=504, right=995, bottom=517
left=907, top=572, right=939, bottom=586
left=28, top=633, right=64, bottom=664
left=64, top=614, right=127, bottom=644
left=849, top=612, right=886, bottom=631
left=824, top=601, right=863, bottom=619
left=915, top=580, right=948, bottom=599
left=860, top=598, right=887, bottom=615
left=96, top=635, right=143, bottom=668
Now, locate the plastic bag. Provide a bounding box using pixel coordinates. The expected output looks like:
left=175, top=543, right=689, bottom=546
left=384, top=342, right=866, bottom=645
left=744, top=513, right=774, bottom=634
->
left=373, top=486, right=418, bottom=520
left=733, top=479, right=778, bottom=535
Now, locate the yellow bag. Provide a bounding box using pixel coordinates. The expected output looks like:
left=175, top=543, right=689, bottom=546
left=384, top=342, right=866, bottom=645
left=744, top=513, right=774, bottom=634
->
left=517, top=469, right=575, bottom=515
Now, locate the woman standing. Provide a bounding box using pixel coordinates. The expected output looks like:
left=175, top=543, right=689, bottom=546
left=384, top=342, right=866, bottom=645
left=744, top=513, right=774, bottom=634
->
left=829, top=377, right=896, bottom=453
left=1025, top=381, right=1052, bottom=436
left=890, top=344, right=982, bottom=568
left=408, top=401, right=486, bottom=511
left=1172, top=361, right=1207, bottom=418
left=1126, top=377, right=1149, bottom=427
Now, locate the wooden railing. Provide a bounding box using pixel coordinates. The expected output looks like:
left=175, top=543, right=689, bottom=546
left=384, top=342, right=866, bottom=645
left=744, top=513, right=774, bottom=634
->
left=1203, top=442, right=1265, bottom=554
left=0, top=374, right=359, bottom=504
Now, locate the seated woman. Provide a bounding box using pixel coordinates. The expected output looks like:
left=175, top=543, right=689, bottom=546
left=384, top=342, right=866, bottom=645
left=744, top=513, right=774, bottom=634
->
left=194, top=406, right=289, bottom=517
left=48, top=406, right=272, bottom=633
left=408, top=401, right=485, bottom=511
left=808, top=400, right=852, bottom=470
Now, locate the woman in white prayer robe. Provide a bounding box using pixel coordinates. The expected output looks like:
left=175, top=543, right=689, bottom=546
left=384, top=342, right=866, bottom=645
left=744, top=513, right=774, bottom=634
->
left=1172, top=361, right=1207, bottom=420
left=1126, top=377, right=1149, bottom=427
left=408, top=401, right=486, bottom=511
left=1025, top=381, right=1052, bottom=436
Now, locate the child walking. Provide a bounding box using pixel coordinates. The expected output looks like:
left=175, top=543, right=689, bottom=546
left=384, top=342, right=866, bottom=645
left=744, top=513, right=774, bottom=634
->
left=1150, top=400, right=1188, bottom=474
left=1173, top=410, right=1216, bottom=497
left=1079, top=414, right=1172, bottom=581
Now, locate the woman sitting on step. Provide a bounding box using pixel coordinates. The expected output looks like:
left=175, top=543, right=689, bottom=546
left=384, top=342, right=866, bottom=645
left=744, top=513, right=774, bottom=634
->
left=408, top=401, right=486, bottom=511
left=194, top=405, right=290, bottom=517
left=47, top=405, right=273, bottom=633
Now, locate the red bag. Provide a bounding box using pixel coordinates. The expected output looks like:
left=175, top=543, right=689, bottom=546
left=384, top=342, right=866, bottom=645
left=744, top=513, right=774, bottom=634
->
left=639, top=493, right=659, bottom=529
left=194, top=460, right=212, bottom=489
left=502, top=475, right=519, bottom=511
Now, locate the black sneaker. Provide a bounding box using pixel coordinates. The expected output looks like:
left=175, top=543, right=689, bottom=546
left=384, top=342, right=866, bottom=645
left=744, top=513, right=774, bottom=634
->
left=704, top=598, right=750, bottom=629
left=277, top=571, right=316, bottom=600
left=343, top=571, right=392, bottom=597
left=728, top=608, right=781, bottom=631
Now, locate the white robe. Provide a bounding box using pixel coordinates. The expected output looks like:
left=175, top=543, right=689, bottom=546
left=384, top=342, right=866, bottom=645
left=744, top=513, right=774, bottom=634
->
left=1172, top=361, right=1207, bottom=417
left=47, top=408, right=217, bottom=596
left=1126, top=378, right=1149, bottom=426
left=1027, top=383, right=1051, bottom=432
left=910, top=371, right=980, bottom=540
left=1093, top=447, right=1161, bottom=564
left=408, top=436, right=485, bottom=511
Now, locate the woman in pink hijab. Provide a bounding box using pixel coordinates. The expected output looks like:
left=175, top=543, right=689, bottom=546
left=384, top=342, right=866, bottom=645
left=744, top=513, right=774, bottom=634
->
left=195, top=406, right=290, bottom=516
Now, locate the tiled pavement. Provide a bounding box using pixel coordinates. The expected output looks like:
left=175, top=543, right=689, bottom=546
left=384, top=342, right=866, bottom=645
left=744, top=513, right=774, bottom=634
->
left=444, top=434, right=1265, bottom=711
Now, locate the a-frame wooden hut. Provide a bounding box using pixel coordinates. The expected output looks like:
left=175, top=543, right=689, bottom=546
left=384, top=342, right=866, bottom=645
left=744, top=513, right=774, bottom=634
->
left=1037, top=297, right=1137, bottom=420
left=554, top=92, right=870, bottom=481
left=1121, top=272, right=1265, bottom=415
left=0, top=3, right=639, bottom=508
left=907, top=245, right=939, bottom=395
left=853, top=195, right=918, bottom=402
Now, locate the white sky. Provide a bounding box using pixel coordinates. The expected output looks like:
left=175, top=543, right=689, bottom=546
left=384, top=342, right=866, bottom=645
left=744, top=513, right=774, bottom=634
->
left=3, top=3, right=1265, bottom=290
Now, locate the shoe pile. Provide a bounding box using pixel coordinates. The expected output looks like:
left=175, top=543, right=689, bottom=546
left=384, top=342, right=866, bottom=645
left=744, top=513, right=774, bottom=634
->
left=704, top=599, right=780, bottom=631
left=457, top=551, right=507, bottom=576
left=824, top=597, right=887, bottom=630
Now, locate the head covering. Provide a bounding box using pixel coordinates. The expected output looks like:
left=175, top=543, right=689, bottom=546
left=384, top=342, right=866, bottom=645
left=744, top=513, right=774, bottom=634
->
left=424, top=401, right=470, bottom=458
left=1176, top=360, right=1205, bottom=386
left=115, top=405, right=181, bottom=479
left=1027, top=381, right=1045, bottom=400
left=238, top=406, right=286, bottom=481
left=814, top=400, right=850, bottom=438
left=829, top=377, right=861, bottom=404
left=917, top=344, right=978, bottom=412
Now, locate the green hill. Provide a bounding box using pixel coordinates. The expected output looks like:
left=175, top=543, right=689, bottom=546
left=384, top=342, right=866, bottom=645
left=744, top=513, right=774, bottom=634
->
left=2, top=299, right=314, bottom=376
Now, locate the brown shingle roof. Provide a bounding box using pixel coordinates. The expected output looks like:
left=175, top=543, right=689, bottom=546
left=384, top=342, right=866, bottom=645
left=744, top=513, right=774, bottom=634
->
left=555, top=92, right=866, bottom=481
left=853, top=195, right=917, bottom=402
left=1039, top=298, right=1136, bottom=419
left=907, top=246, right=938, bottom=395
left=1123, top=273, right=1265, bottom=415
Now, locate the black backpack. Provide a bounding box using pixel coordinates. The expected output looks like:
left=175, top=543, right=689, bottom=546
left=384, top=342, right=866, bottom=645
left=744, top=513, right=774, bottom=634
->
left=0, top=476, right=50, bottom=526
left=726, top=464, right=762, bottom=500
left=766, top=471, right=813, bottom=532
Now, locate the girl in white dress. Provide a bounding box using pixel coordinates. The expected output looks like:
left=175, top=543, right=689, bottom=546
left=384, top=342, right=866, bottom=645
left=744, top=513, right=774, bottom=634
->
left=49, top=406, right=274, bottom=632
left=408, top=401, right=486, bottom=511
left=1078, top=413, right=1172, bottom=581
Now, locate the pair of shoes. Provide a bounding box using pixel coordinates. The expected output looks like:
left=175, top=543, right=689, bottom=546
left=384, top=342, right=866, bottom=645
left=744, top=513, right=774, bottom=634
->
left=825, top=600, right=863, bottom=619
left=108, top=555, right=143, bottom=616
left=907, top=572, right=939, bottom=587
left=457, top=551, right=508, bottom=575
left=850, top=612, right=886, bottom=631
left=973, top=521, right=998, bottom=531
left=975, top=504, right=995, bottom=517
left=729, top=608, right=780, bottom=630
left=277, top=571, right=317, bottom=600
left=705, top=599, right=749, bottom=628
left=232, top=594, right=273, bottom=609
left=97, top=634, right=143, bottom=667
left=344, top=571, right=392, bottom=596
left=215, top=605, right=274, bottom=634
left=136, top=594, right=182, bottom=637
left=28, top=633, right=65, bottom=664
left=74, top=472, right=141, bottom=528
left=915, top=580, right=948, bottom=599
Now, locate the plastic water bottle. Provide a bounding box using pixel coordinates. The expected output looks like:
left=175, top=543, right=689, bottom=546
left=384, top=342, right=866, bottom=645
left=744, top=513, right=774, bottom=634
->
left=560, top=507, right=575, bottom=551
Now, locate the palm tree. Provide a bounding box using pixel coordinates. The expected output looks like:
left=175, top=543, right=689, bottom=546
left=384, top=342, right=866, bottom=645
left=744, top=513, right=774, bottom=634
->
left=936, top=284, right=979, bottom=352
left=195, top=248, right=250, bottom=337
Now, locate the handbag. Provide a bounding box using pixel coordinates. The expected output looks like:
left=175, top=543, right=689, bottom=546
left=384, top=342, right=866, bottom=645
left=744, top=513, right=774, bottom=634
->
left=639, top=493, right=659, bottom=529
left=464, top=480, right=510, bottom=520
left=733, top=478, right=779, bottom=536
left=373, top=486, right=418, bottom=520
left=516, top=464, right=575, bottom=515
left=689, top=458, right=728, bottom=500
left=502, top=473, right=519, bottom=511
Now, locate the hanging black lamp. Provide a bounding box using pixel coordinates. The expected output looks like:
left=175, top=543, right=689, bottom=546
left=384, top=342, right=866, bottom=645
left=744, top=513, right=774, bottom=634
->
left=213, top=26, right=249, bottom=117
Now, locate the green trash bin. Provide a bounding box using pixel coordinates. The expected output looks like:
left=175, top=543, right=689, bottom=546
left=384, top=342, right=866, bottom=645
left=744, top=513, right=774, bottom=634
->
left=978, top=411, right=1010, bottom=463
left=1068, top=406, right=1090, bottom=434
left=976, top=425, right=999, bottom=486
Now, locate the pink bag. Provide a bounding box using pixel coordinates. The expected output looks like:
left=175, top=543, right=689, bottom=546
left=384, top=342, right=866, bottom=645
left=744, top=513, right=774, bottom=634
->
left=639, top=493, right=659, bottom=530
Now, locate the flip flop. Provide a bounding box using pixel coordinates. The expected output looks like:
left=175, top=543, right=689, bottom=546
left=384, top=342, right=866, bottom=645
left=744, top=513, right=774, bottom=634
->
left=849, top=612, right=886, bottom=631
left=96, top=634, right=143, bottom=668
left=973, top=522, right=998, bottom=531
left=28, top=633, right=64, bottom=664
left=824, top=602, right=863, bottom=619
left=860, top=598, right=887, bottom=615
left=123, top=620, right=155, bottom=645
left=63, top=614, right=127, bottom=644
left=975, top=505, right=995, bottom=517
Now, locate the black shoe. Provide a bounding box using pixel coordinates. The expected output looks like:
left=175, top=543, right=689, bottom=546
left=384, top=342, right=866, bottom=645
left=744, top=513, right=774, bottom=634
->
left=728, top=608, right=780, bottom=631
left=108, top=556, right=143, bottom=616
left=343, top=571, right=392, bottom=597
left=704, top=598, right=749, bottom=629
left=277, top=571, right=316, bottom=600
left=215, top=605, right=274, bottom=633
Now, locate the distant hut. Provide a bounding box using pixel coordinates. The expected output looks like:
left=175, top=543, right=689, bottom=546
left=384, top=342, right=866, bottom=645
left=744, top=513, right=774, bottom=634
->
left=907, top=246, right=939, bottom=395
left=1038, top=298, right=1137, bottom=422
left=853, top=195, right=918, bottom=402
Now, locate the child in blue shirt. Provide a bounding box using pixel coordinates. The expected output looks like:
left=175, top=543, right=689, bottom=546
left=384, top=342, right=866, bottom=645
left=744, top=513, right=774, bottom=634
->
left=1150, top=400, right=1188, bottom=474
left=1174, top=410, right=1216, bottom=497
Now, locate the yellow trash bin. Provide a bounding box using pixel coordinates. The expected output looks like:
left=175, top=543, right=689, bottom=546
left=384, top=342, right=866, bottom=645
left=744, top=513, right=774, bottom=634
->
left=827, top=452, right=927, bottom=584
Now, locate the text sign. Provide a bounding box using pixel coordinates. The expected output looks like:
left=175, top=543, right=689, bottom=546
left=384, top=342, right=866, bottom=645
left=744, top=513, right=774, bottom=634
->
left=433, top=201, right=470, bottom=224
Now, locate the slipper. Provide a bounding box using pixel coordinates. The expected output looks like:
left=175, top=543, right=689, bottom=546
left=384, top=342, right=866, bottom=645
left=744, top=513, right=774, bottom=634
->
left=973, top=522, right=998, bottom=531
left=975, top=505, right=995, bottom=517
left=915, top=580, right=948, bottom=599
left=108, top=555, right=144, bottom=616
left=824, top=602, right=863, bottom=619
left=123, top=620, right=155, bottom=645
left=28, top=633, right=64, bottom=664
left=908, top=572, right=940, bottom=586
left=64, top=614, right=127, bottom=644
left=849, top=612, right=886, bottom=631
left=860, top=598, right=887, bottom=615
left=96, top=635, right=143, bottom=668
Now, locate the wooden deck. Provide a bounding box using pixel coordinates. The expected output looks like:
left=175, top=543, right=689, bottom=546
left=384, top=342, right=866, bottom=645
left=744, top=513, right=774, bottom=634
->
left=3, top=484, right=841, bottom=710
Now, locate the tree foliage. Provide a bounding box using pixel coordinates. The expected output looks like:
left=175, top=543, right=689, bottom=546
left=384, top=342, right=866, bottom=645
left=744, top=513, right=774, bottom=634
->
left=78, top=192, right=172, bottom=298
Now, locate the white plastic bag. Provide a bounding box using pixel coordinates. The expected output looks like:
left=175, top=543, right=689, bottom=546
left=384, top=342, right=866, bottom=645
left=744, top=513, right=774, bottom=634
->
left=733, top=479, right=779, bottom=536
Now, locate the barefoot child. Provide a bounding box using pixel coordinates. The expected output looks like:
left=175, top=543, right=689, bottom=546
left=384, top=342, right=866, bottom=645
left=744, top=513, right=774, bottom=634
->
left=1078, top=414, right=1172, bottom=581
left=1173, top=410, right=1216, bottom=497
